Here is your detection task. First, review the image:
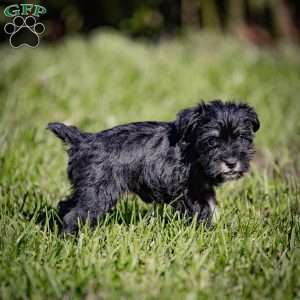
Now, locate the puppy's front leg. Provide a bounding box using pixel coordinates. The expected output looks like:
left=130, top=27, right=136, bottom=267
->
left=175, top=190, right=218, bottom=225
left=207, top=195, right=219, bottom=224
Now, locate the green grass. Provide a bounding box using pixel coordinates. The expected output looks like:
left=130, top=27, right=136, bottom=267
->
left=0, top=31, right=299, bottom=300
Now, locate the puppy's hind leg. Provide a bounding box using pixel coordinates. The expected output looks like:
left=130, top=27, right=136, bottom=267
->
left=60, top=187, right=119, bottom=234
left=58, top=190, right=94, bottom=234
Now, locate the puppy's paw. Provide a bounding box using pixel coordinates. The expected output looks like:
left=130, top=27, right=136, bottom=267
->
left=61, top=210, right=80, bottom=235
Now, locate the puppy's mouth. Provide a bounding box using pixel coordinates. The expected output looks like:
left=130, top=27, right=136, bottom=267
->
left=222, top=171, right=242, bottom=180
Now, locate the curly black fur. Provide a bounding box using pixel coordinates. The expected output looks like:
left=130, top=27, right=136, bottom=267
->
left=48, top=100, right=260, bottom=233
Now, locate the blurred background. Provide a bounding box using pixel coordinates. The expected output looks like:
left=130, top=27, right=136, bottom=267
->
left=1, top=0, right=300, bottom=46
left=0, top=2, right=300, bottom=298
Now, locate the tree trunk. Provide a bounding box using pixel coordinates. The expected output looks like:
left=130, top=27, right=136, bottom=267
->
left=181, top=0, right=199, bottom=28
left=227, top=0, right=245, bottom=30
left=272, top=0, right=299, bottom=43
left=199, top=0, right=221, bottom=30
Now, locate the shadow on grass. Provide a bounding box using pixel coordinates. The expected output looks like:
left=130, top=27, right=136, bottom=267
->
left=19, top=193, right=63, bottom=233
left=19, top=193, right=193, bottom=235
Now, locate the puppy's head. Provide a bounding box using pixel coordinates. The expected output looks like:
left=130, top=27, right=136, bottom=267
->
left=175, top=100, right=260, bottom=184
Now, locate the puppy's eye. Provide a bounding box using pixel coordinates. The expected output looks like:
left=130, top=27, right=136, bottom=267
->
left=207, top=137, right=219, bottom=147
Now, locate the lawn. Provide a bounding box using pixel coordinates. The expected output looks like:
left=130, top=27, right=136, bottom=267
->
left=0, top=31, right=299, bottom=300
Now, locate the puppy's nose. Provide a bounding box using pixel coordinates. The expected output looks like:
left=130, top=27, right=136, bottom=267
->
left=223, top=157, right=237, bottom=169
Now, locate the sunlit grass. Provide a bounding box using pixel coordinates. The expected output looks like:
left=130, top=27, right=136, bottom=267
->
left=0, top=31, right=299, bottom=299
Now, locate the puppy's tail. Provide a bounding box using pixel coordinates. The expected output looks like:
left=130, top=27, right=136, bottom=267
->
left=47, top=122, right=86, bottom=145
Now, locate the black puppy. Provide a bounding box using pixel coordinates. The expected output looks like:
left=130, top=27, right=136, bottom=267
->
left=48, top=100, right=259, bottom=233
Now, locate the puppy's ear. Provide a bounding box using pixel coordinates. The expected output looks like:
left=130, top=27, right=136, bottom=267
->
left=239, top=103, right=260, bottom=132
left=175, top=102, right=205, bottom=138
left=250, top=110, right=260, bottom=132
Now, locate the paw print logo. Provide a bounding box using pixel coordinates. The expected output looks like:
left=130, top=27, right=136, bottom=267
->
left=4, top=16, right=45, bottom=48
